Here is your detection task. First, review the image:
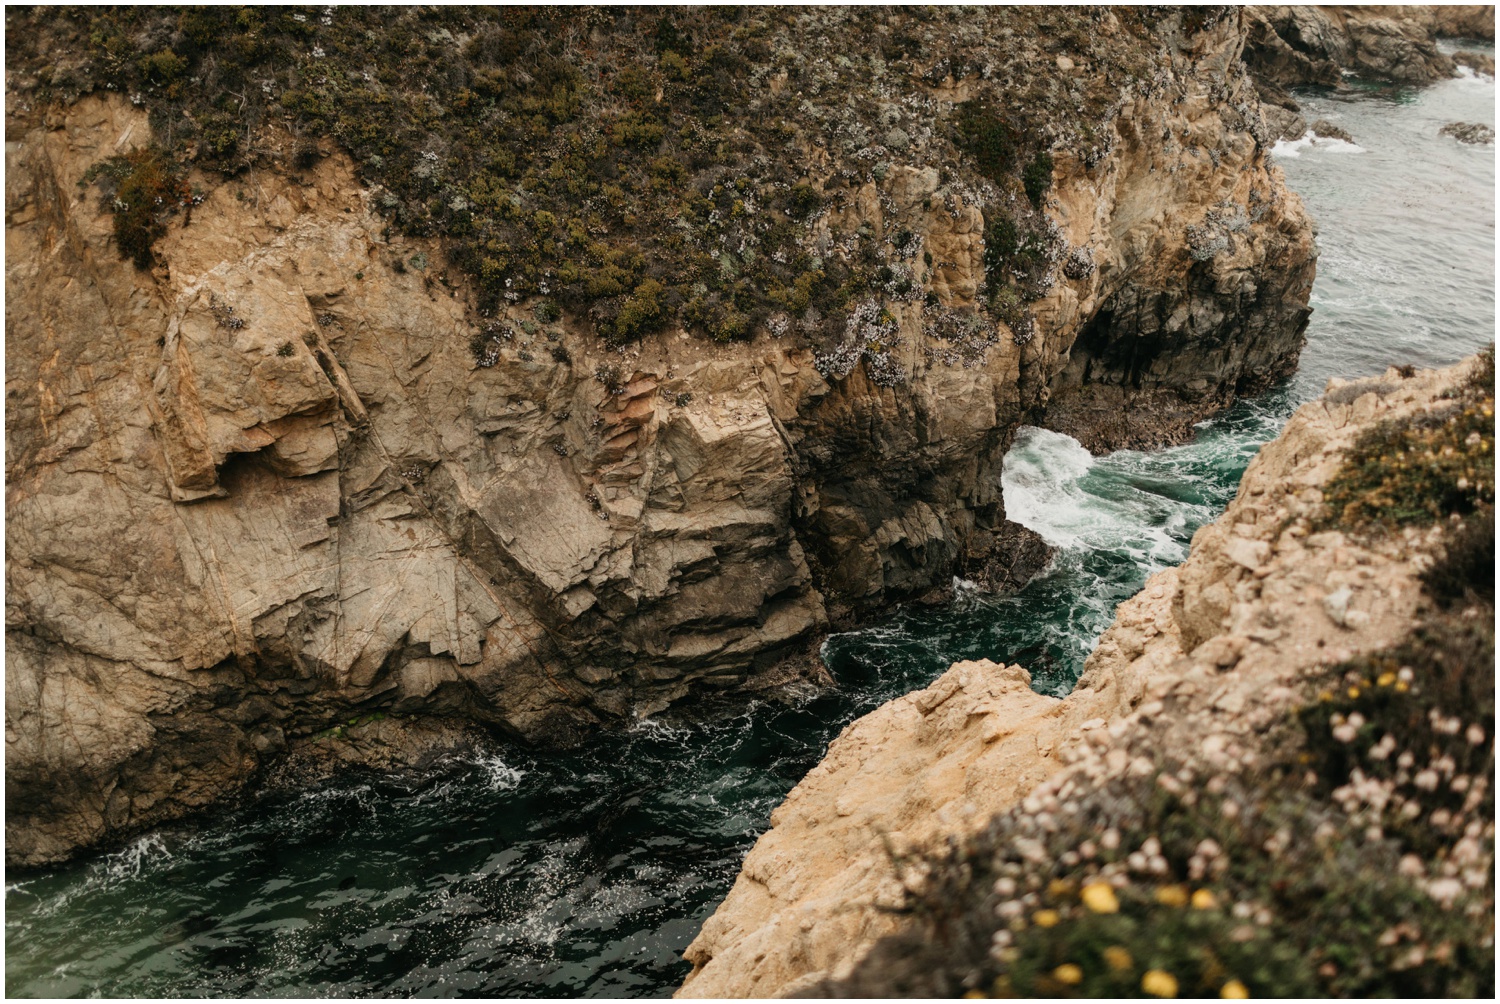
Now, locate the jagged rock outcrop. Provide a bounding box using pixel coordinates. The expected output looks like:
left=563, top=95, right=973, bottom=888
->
left=678, top=356, right=1487, bottom=998
left=6, top=10, right=1314, bottom=865
left=1455, top=48, right=1498, bottom=75
left=1441, top=121, right=1498, bottom=144
left=1247, top=5, right=1493, bottom=90
left=1245, top=5, right=1495, bottom=139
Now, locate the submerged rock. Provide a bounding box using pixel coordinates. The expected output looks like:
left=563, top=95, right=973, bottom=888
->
left=1455, top=49, right=1497, bottom=77
left=1309, top=118, right=1357, bottom=144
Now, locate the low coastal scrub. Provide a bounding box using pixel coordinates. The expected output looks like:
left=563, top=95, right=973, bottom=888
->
left=824, top=618, right=1494, bottom=997
left=1318, top=347, right=1495, bottom=530
left=11, top=6, right=1203, bottom=370
left=80, top=147, right=195, bottom=267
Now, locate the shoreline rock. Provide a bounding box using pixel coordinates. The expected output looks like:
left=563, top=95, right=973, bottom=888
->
left=677, top=355, right=1488, bottom=997
left=1309, top=118, right=1357, bottom=144
left=1455, top=49, right=1498, bottom=76
left=1242, top=5, right=1495, bottom=142
left=1246, top=5, right=1495, bottom=91
left=1441, top=121, right=1498, bottom=144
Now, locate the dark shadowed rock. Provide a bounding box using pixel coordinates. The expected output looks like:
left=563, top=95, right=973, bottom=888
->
left=1441, top=121, right=1498, bottom=143
left=1243, top=5, right=1497, bottom=88
left=1310, top=118, right=1357, bottom=144
left=963, top=520, right=1057, bottom=595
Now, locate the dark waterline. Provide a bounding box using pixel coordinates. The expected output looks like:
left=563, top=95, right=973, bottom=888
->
left=6, top=67, right=1494, bottom=998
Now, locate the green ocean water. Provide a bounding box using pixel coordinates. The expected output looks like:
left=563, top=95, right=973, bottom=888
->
left=6, top=65, right=1494, bottom=998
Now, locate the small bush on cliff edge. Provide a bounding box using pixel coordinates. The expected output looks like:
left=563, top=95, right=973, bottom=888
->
left=1022, top=151, right=1054, bottom=208
left=82, top=147, right=194, bottom=267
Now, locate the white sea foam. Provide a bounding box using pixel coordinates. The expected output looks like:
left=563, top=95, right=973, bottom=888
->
left=1271, top=134, right=1314, bottom=158
left=1000, top=426, right=1095, bottom=549
left=1000, top=426, right=1198, bottom=572
left=16, top=832, right=176, bottom=919
left=472, top=753, right=526, bottom=792
left=1272, top=131, right=1366, bottom=159
left=1312, top=134, right=1366, bottom=154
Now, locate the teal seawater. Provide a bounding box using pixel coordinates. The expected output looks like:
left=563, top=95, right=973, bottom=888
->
left=6, top=66, right=1494, bottom=997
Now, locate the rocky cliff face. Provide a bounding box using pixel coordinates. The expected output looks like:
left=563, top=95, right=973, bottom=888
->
left=6, top=10, right=1313, bottom=865
left=677, top=356, right=1492, bottom=998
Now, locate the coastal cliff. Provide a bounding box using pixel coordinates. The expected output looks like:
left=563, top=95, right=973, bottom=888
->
left=6, top=7, right=1314, bottom=865
left=679, top=354, right=1495, bottom=997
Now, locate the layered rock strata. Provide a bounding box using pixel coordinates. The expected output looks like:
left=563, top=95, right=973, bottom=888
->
left=7, top=11, right=1313, bottom=865
left=678, top=357, right=1483, bottom=997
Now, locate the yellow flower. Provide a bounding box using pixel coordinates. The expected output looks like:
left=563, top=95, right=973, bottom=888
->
left=1347, top=686, right=1361, bottom=699
left=1221, top=979, right=1250, bottom=999
left=1155, top=884, right=1190, bottom=908
left=1103, top=946, right=1134, bottom=972
left=1048, top=878, right=1076, bottom=899
left=1191, top=888, right=1218, bottom=910
left=1081, top=881, right=1120, bottom=914
left=1377, top=672, right=1396, bottom=687
left=1395, top=681, right=1410, bottom=693
left=1142, top=969, right=1179, bottom=998
left=1033, top=909, right=1061, bottom=928
left=963, top=991, right=986, bottom=1000
left=1052, top=964, right=1083, bottom=986
left=1318, top=690, right=1333, bottom=702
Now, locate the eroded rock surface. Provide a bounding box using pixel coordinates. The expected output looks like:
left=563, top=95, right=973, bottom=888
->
left=678, top=357, right=1484, bottom=998
left=1247, top=5, right=1494, bottom=90
left=1441, top=120, right=1498, bottom=144
left=1244, top=5, right=1494, bottom=140
left=7, top=10, right=1314, bottom=865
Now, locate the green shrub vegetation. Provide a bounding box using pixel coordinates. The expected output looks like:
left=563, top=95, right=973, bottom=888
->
left=81, top=147, right=194, bottom=266
left=12, top=6, right=1181, bottom=361
left=1023, top=151, right=1055, bottom=208
left=1318, top=352, right=1495, bottom=530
